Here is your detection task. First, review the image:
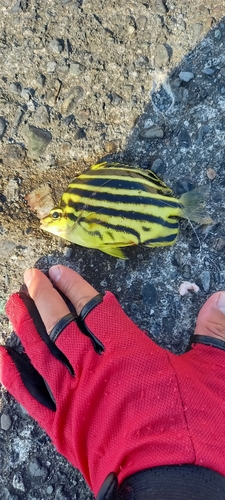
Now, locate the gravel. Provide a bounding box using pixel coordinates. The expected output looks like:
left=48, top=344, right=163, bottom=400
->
left=1, top=2, right=225, bottom=499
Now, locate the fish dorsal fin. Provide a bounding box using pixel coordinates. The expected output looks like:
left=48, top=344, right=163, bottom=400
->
left=88, top=162, right=172, bottom=195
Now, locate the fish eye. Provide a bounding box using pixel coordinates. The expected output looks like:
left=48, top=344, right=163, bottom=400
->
left=51, top=211, right=62, bottom=219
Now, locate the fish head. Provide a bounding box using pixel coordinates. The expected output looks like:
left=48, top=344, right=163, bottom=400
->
left=40, top=206, right=76, bottom=239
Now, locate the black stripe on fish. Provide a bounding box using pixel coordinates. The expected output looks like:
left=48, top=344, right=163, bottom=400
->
left=66, top=200, right=179, bottom=229
left=71, top=177, right=151, bottom=192
left=145, top=234, right=178, bottom=244
left=65, top=187, right=180, bottom=209
left=79, top=217, right=141, bottom=243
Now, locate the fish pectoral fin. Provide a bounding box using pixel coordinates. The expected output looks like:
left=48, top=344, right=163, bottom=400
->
left=98, top=245, right=127, bottom=259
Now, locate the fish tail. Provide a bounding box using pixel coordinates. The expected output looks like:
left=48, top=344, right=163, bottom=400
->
left=179, top=185, right=213, bottom=224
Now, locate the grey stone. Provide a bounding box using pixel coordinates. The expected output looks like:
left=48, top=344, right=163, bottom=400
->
left=201, top=67, right=215, bottom=75
left=214, top=29, right=222, bottom=40
left=12, top=473, right=25, bottom=492
left=151, top=158, right=166, bottom=175
left=34, top=105, right=50, bottom=126
left=12, top=107, right=24, bottom=129
left=9, top=82, right=22, bottom=95
left=0, top=488, right=10, bottom=500
left=139, top=124, right=164, bottom=139
left=61, top=86, right=84, bottom=114
left=0, top=238, right=16, bottom=258
left=28, top=458, right=48, bottom=481
left=192, top=23, right=203, bottom=39
left=46, top=61, right=57, bottom=74
left=110, top=92, right=122, bottom=106
left=220, top=67, right=225, bottom=77
left=21, top=87, right=32, bottom=101
left=1, top=413, right=12, bottom=431
left=2, top=144, right=25, bottom=167
left=46, top=486, right=54, bottom=494
left=49, top=38, right=64, bottom=54
left=4, top=178, right=20, bottom=202
left=178, top=128, right=191, bottom=148
left=179, top=71, right=194, bottom=82
left=155, top=44, right=169, bottom=67
left=142, top=283, right=157, bottom=307
left=200, top=270, right=211, bottom=292
left=69, top=62, right=86, bottom=76
left=36, top=73, right=46, bottom=87
left=0, top=117, right=6, bottom=138
left=63, top=246, right=73, bottom=258
left=23, top=124, right=52, bottom=159
left=154, top=0, right=166, bottom=14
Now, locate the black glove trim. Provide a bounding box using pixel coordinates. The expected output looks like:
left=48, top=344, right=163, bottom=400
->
left=49, top=313, right=77, bottom=342
left=96, top=472, right=119, bottom=500
left=186, top=334, right=225, bottom=352
left=118, top=465, right=225, bottom=500
left=5, top=346, right=56, bottom=411
left=79, top=294, right=104, bottom=321
left=18, top=292, right=74, bottom=376
left=77, top=294, right=105, bottom=355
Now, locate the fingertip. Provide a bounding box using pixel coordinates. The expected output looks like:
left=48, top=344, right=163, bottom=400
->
left=24, top=268, right=34, bottom=288
left=49, top=265, right=61, bottom=283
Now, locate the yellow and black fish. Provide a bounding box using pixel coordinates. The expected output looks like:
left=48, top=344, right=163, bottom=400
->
left=40, top=162, right=212, bottom=259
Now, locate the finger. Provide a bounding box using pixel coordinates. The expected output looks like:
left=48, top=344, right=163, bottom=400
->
left=24, top=268, right=70, bottom=334
left=0, top=346, right=54, bottom=427
left=48, top=265, right=99, bottom=315
left=5, top=292, right=74, bottom=395
left=194, top=291, right=225, bottom=340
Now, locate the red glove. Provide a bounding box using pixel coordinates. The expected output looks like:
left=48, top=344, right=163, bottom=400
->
left=2, top=267, right=224, bottom=497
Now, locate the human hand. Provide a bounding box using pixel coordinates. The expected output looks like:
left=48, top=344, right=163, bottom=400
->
left=2, top=265, right=225, bottom=498
left=1, top=265, right=169, bottom=496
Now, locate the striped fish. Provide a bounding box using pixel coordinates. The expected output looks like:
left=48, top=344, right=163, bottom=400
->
left=40, top=162, right=212, bottom=258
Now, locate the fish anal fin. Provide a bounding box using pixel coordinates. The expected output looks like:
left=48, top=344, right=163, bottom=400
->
left=98, top=245, right=127, bottom=259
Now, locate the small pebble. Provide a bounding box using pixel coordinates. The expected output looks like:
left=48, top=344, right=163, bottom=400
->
left=46, top=61, right=57, bottom=74
left=220, top=67, right=225, bottom=77
left=69, top=62, right=86, bottom=76
left=178, top=128, right=191, bottom=148
left=0, top=240, right=16, bottom=258
left=214, top=29, right=222, bottom=40
left=34, top=105, right=50, bottom=126
left=201, top=67, right=215, bottom=75
left=49, top=38, right=64, bottom=54
left=154, top=0, right=166, bottom=14
left=46, top=485, right=54, bottom=495
left=139, top=124, right=164, bottom=139
left=23, top=124, right=52, bottom=159
left=179, top=71, right=194, bottom=83
left=28, top=458, right=48, bottom=481
left=12, top=473, right=25, bottom=492
left=4, top=178, right=20, bottom=202
left=110, top=92, right=122, bottom=106
left=2, top=144, right=25, bottom=167
left=9, top=82, right=22, bottom=95
left=192, top=23, right=203, bottom=39
left=1, top=413, right=12, bottom=431
left=63, top=246, right=73, bottom=258
left=151, top=158, right=166, bottom=175
left=206, top=168, right=216, bottom=180
left=199, top=270, right=210, bottom=292
left=154, top=44, right=169, bottom=67
left=0, top=117, right=6, bottom=139
left=36, top=73, right=46, bottom=87
left=142, top=283, right=157, bottom=307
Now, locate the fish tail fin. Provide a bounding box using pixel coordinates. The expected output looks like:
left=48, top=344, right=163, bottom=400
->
left=179, top=185, right=213, bottom=224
